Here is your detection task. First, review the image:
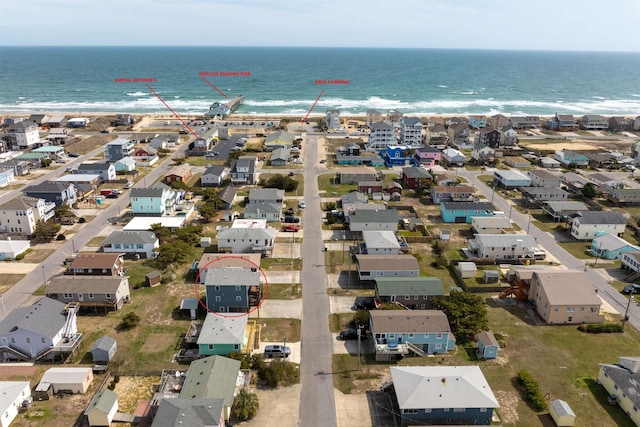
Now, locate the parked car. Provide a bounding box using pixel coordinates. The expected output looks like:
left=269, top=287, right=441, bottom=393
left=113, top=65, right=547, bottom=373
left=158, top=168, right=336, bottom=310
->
left=68, top=153, right=80, bottom=158
left=284, top=207, right=295, bottom=216
left=124, top=182, right=134, bottom=189
left=319, top=159, right=326, bottom=164
left=264, top=345, right=291, bottom=358
left=298, top=200, right=306, bottom=209
left=622, top=284, right=640, bottom=294
left=281, top=225, right=300, bottom=232
left=353, top=297, right=377, bottom=310
left=338, top=329, right=359, bottom=340
left=283, top=216, right=300, bottom=223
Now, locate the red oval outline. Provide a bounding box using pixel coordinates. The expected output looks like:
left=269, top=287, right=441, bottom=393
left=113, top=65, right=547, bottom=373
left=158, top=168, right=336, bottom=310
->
left=193, top=255, right=268, bottom=318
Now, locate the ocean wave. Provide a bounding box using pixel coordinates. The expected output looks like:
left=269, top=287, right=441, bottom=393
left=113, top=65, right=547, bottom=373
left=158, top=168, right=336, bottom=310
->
left=437, top=85, right=448, bottom=88
left=126, top=91, right=150, bottom=97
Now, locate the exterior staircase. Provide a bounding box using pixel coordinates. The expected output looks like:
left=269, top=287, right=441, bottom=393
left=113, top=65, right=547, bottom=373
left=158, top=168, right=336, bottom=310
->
left=406, top=341, right=425, bottom=357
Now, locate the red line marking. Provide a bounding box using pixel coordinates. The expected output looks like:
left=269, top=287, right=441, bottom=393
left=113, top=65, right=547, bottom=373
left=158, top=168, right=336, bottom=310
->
left=199, top=75, right=228, bottom=98
left=302, top=89, right=324, bottom=124
left=146, top=84, right=199, bottom=139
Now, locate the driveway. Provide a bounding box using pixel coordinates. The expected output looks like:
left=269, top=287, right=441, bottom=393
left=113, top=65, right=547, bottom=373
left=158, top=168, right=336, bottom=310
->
left=272, top=241, right=301, bottom=258
left=250, top=299, right=302, bottom=319
left=330, top=296, right=357, bottom=313
left=263, top=271, right=300, bottom=284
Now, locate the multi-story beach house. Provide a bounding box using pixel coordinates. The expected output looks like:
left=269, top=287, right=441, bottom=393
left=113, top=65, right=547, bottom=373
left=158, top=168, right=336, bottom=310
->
left=440, top=201, right=495, bottom=223
left=0, top=167, right=15, bottom=188
left=441, top=148, right=467, bottom=167
left=402, top=166, right=432, bottom=189
left=580, top=115, right=607, bottom=130
left=0, top=196, right=55, bottom=235
left=216, top=219, right=276, bottom=256
left=475, top=127, right=501, bottom=148
left=447, top=122, right=470, bottom=146
left=383, top=145, right=415, bottom=167
left=23, top=181, right=77, bottom=208
left=76, top=162, right=116, bottom=182
left=102, top=230, right=160, bottom=259
left=204, top=267, right=261, bottom=314
left=570, top=210, right=627, bottom=240
left=468, top=234, right=538, bottom=260
left=526, top=169, right=562, bottom=188
left=490, top=114, right=511, bottom=129
left=425, top=124, right=447, bottom=145
left=366, top=121, right=396, bottom=151
left=509, top=116, right=540, bottom=129
left=104, top=138, right=134, bottom=162
left=500, top=128, right=518, bottom=146
left=326, top=109, right=340, bottom=129
left=547, top=114, right=578, bottom=131
left=468, top=115, right=487, bottom=129
left=130, top=182, right=177, bottom=216
left=230, top=156, right=258, bottom=185
left=471, top=144, right=496, bottom=166
left=366, top=109, right=383, bottom=127
left=399, top=117, right=423, bottom=146
left=412, top=146, right=440, bottom=167
left=7, top=121, right=40, bottom=149
left=598, top=357, right=640, bottom=426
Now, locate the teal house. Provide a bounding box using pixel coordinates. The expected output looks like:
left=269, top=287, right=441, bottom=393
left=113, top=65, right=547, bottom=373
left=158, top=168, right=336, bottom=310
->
left=590, top=233, right=640, bottom=260
left=130, top=182, right=176, bottom=216
left=440, top=201, right=494, bottom=223
left=197, top=312, right=248, bottom=356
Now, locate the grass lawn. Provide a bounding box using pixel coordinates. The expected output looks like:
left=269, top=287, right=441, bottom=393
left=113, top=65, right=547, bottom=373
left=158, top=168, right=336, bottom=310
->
left=324, top=251, right=355, bottom=274
left=254, top=318, right=301, bottom=342
left=557, top=240, right=592, bottom=259
left=17, top=248, right=55, bottom=264
left=124, top=258, right=158, bottom=288
left=265, top=283, right=301, bottom=300
left=328, top=312, right=360, bottom=332
left=186, top=157, right=226, bottom=167
left=0, top=274, right=25, bottom=294
left=86, top=236, right=107, bottom=246
left=260, top=258, right=302, bottom=270
left=318, top=174, right=357, bottom=195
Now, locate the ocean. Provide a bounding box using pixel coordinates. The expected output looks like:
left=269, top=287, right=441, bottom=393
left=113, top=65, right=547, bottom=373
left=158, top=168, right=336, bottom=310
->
left=1, top=46, right=640, bottom=117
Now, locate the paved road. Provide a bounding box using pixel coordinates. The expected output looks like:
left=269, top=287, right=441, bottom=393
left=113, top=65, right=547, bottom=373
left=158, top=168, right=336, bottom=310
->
left=0, top=142, right=191, bottom=318
left=298, top=133, right=337, bottom=426
left=457, top=168, right=640, bottom=329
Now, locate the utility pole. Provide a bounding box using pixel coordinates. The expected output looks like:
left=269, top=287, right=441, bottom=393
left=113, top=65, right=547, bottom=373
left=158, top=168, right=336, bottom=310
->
left=623, top=290, right=635, bottom=328
left=357, top=326, right=363, bottom=371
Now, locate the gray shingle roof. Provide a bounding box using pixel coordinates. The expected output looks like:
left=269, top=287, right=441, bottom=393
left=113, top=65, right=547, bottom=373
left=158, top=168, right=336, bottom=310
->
left=441, top=201, right=494, bottom=211
left=375, top=277, right=444, bottom=296
left=84, top=389, right=118, bottom=416
left=47, top=276, right=127, bottom=294
left=370, top=310, right=452, bottom=334
left=77, top=162, right=111, bottom=171
left=196, top=313, right=247, bottom=348
left=402, top=167, right=432, bottom=179
left=574, top=210, right=627, bottom=225
left=0, top=297, right=67, bottom=339
left=203, top=165, right=227, bottom=177
left=598, top=363, right=640, bottom=409
left=350, top=208, right=398, bottom=224
left=152, top=398, right=225, bottom=427
left=90, top=336, right=116, bottom=353
left=103, top=231, right=158, bottom=246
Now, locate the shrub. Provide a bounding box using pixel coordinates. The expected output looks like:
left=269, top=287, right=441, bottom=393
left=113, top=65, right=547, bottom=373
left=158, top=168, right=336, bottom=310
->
left=118, top=312, right=141, bottom=330
left=517, top=370, right=547, bottom=412
left=578, top=323, right=623, bottom=333
left=78, top=217, right=86, bottom=223
left=15, top=253, right=26, bottom=260
left=56, top=234, right=66, bottom=241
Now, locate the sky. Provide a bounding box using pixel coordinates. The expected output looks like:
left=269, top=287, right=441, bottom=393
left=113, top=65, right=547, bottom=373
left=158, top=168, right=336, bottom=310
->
left=1, top=0, right=639, bottom=51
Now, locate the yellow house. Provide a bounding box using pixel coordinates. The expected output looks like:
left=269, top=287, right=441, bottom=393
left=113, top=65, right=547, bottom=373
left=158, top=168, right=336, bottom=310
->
left=598, top=357, right=640, bottom=426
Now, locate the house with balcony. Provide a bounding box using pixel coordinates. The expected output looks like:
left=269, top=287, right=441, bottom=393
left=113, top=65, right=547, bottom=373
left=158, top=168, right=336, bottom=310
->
left=195, top=313, right=250, bottom=358
left=467, top=234, right=538, bottom=260
left=561, top=172, right=593, bottom=193
left=430, top=185, right=476, bottom=204
left=374, top=277, right=444, bottom=309
left=102, top=230, right=159, bottom=259
left=471, top=143, right=496, bottom=165
left=0, top=196, right=55, bottom=235
left=399, top=117, right=423, bottom=146
left=76, top=162, right=116, bottom=182
left=389, top=366, right=500, bottom=426
left=0, top=167, right=15, bottom=188
left=366, top=121, right=396, bottom=151
left=555, top=150, right=590, bottom=168
left=65, top=253, right=125, bottom=276
left=195, top=253, right=262, bottom=284
left=447, top=122, right=470, bottom=146
left=244, top=188, right=284, bottom=221
left=383, top=145, right=415, bottom=167
left=521, top=187, right=569, bottom=207
left=527, top=169, right=562, bottom=188
left=489, top=114, right=511, bottom=129
left=500, top=128, right=518, bottom=146
left=607, top=188, right=640, bottom=206
left=547, top=114, right=578, bottom=131
left=598, top=357, right=640, bottom=426
left=130, top=182, right=176, bottom=216
left=528, top=270, right=603, bottom=324
left=468, top=115, right=487, bottom=129
left=402, top=166, right=432, bottom=189
left=441, top=148, right=467, bottom=167
left=510, top=116, right=540, bottom=129
left=23, top=181, right=77, bottom=207
left=204, top=267, right=261, bottom=314
left=114, top=156, right=136, bottom=173
left=230, top=156, right=258, bottom=185
left=0, top=381, right=31, bottom=427
left=413, top=146, right=440, bottom=167
left=7, top=121, right=40, bottom=149
left=608, top=116, right=629, bottom=132
left=370, top=310, right=456, bottom=361
left=425, top=124, right=447, bottom=145
left=475, top=127, right=501, bottom=148
left=216, top=219, right=276, bottom=256
left=440, top=201, right=495, bottom=223
left=326, top=109, right=341, bottom=129
left=366, top=109, right=383, bottom=127
left=570, top=210, right=627, bottom=240
left=0, top=297, right=81, bottom=362
left=590, top=233, right=640, bottom=260
left=580, top=115, right=607, bottom=130
left=387, top=109, right=403, bottom=124
left=46, top=276, right=131, bottom=312
left=103, top=138, right=134, bottom=162
left=355, top=254, right=420, bottom=281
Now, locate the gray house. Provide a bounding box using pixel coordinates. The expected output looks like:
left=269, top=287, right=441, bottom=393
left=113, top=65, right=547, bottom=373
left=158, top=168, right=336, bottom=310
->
left=521, top=187, right=569, bottom=205
left=356, top=254, right=420, bottom=280
left=526, top=169, right=562, bottom=188
left=23, top=181, right=77, bottom=207
left=374, top=277, right=445, bottom=309
left=269, top=147, right=291, bottom=166
left=90, top=336, right=117, bottom=362
left=46, top=276, right=131, bottom=312
left=204, top=267, right=261, bottom=313
left=75, top=162, right=116, bottom=182
left=337, top=167, right=378, bottom=184
left=349, top=208, right=398, bottom=232
left=103, top=138, right=134, bottom=162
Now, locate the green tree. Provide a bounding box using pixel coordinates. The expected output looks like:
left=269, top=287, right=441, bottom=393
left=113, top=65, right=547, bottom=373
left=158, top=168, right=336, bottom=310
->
left=175, top=224, right=203, bottom=245
left=155, top=240, right=192, bottom=268
left=260, top=174, right=299, bottom=192
left=149, top=223, right=172, bottom=244
left=430, top=291, right=489, bottom=343
left=232, top=388, right=260, bottom=421
left=582, top=182, right=598, bottom=199
left=198, top=202, right=218, bottom=222
left=33, top=220, right=61, bottom=242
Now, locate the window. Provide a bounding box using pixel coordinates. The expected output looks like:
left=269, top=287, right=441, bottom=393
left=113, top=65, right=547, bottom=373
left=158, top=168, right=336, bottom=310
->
left=10, top=338, right=15, bottom=344
left=408, top=333, right=414, bottom=338
left=63, top=293, right=73, bottom=299
left=554, top=307, right=559, bottom=312
left=208, top=344, right=214, bottom=350
left=215, top=296, right=221, bottom=302
left=215, top=286, right=221, bottom=291
left=234, top=344, right=240, bottom=350
left=480, top=408, right=487, bottom=412
left=388, top=334, right=395, bottom=339
left=236, top=296, right=241, bottom=301
left=402, top=409, right=418, bottom=414
left=580, top=307, right=585, bottom=312
left=567, top=307, right=575, bottom=313
left=41, top=338, right=46, bottom=343
left=436, top=333, right=442, bottom=338
left=235, top=286, right=241, bottom=291
left=106, top=294, right=112, bottom=299
left=88, top=293, right=94, bottom=300
left=26, top=338, right=31, bottom=343
left=413, top=295, right=418, bottom=300
left=568, top=317, right=573, bottom=322
left=435, top=344, right=442, bottom=350
left=453, top=408, right=464, bottom=413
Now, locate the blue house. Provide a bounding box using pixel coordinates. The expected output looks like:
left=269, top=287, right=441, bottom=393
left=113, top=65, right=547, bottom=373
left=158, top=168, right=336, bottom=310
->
left=476, top=331, right=499, bottom=360
left=468, top=115, right=487, bottom=129
left=130, top=182, right=176, bottom=216
left=204, top=267, right=261, bottom=314
left=196, top=313, right=248, bottom=356
left=440, top=201, right=495, bottom=223
left=590, top=233, right=640, bottom=260
left=383, top=145, right=415, bottom=167
left=390, top=366, right=500, bottom=426
left=369, top=310, right=456, bottom=361
left=103, top=138, right=134, bottom=162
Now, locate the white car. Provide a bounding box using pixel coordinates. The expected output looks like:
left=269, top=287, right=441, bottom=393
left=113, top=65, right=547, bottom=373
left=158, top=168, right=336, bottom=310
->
left=299, top=201, right=306, bottom=209
left=124, top=182, right=134, bottom=189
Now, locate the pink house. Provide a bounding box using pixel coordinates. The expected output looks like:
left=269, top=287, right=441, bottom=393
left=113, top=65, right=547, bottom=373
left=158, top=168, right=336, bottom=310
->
left=413, top=146, right=441, bottom=167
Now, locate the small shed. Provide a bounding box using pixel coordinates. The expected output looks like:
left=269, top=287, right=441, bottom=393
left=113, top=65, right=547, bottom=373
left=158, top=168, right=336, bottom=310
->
left=457, top=262, right=477, bottom=279
left=180, top=298, right=200, bottom=320
left=145, top=271, right=162, bottom=287
left=90, top=336, right=117, bottom=363
left=549, top=399, right=576, bottom=426
left=476, top=331, right=499, bottom=360
left=85, top=389, right=119, bottom=427
left=200, top=236, right=212, bottom=248
left=482, top=270, right=500, bottom=284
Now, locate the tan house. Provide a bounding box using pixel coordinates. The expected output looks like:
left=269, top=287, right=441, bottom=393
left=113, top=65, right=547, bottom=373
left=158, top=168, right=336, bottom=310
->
left=528, top=271, right=603, bottom=324
left=164, top=164, right=193, bottom=185
left=65, top=253, right=125, bottom=276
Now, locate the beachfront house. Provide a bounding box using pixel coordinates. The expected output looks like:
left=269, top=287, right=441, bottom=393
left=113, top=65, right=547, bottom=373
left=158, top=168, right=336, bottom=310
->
left=326, top=110, right=341, bottom=129
left=468, top=115, right=487, bottom=129
left=510, top=116, right=540, bottom=129
left=389, top=365, right=500, bottom=426
left=264, top=131, right=295, bottom=151
left=366, top=109, right=383, bottom=127
left=570, top=210, right=627, bottom=240
left=547, top=114, right=578, bottom=131
left=370, top=311, right=456, bottom=361
left=580, top=115, right=607, bottom=130
left=440, top=201, right=495, bottom=223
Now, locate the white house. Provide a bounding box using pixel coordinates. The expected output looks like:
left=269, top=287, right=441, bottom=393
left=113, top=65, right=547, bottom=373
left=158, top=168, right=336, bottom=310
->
left=102, top=230, right=160, bottom=259
left=399, top=117, right=423, bottom=146
left=0, top=240, right=30, bottom=260
left=570, top=211, right=627, bottom=241
left=216, top=219, right=276, bottom=256
left=366, top=121, right=396, bottom=151
left=471, top=216, right=513, bottom=234
left=326, top=109, right=341, bottom=129
left=362, top=230, right=400, bottom=254
left=349, top=209, right=398, bottom=232
left=8, top=121, right=40, bottom=149
left=201, top=165, right=229, bottom=187
left=0, top=381, right=31, bottom=427
left=0, top=196, right=55, bottom=235
left=493, top=170, right=532, bottom=189
left=468, top=234, right=538, bottom=260
left=76, top=162, right=116, bottom=182
left=37, top=367, right=93, bottom=394
left=598, top=357, right=640, bottom=426
left=442, top=148, right=467, bottom=166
